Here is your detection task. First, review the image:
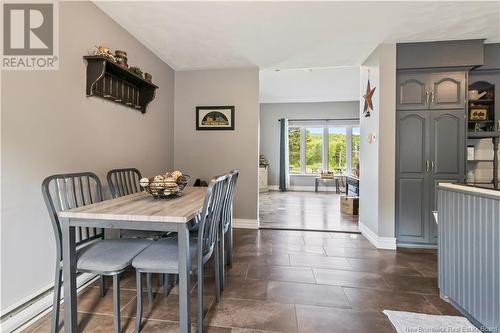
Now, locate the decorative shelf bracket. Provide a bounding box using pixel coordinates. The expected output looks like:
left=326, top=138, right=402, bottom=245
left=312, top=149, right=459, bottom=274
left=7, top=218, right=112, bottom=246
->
left=84, top=55, right=158, bottom=113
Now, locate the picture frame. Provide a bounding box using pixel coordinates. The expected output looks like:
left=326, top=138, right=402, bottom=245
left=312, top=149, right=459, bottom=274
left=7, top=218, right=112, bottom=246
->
left=196, top=106, right=235, bottom=130
left=469, top=106, right=488, bottom=121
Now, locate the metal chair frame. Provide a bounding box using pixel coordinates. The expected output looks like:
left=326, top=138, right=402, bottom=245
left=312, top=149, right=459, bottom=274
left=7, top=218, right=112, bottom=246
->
left=42, top=172, right=140, bottom=333
left=107, top=167, right=170, bottom=303
left=134, top=174, right=229, bottom=333
left=218, top=170, right=239, bottom=290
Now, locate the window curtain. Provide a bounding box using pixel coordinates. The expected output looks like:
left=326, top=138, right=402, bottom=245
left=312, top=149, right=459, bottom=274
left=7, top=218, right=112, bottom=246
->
left=279, top=118, right=289, bottom=191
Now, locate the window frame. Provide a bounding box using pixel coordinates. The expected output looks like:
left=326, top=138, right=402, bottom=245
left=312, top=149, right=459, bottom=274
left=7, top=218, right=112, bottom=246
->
left=288, top=121, right=359, bottom=175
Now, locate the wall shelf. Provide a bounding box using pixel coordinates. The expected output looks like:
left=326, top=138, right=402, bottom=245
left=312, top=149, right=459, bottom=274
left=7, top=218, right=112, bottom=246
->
left=84, top=56, right=158, bottom=113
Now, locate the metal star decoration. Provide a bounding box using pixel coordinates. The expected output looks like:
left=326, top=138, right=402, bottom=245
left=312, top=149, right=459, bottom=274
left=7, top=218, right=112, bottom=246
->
left=363, top=79, right=376, bottom=117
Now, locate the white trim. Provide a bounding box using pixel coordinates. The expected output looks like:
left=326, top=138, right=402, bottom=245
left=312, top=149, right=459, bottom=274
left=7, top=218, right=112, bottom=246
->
left=359, top=222, right=396, bottom=250
left=233, top=218, right=259, bottom=229
left=268, top=185, right=279, bottom=191
left=2, top=273, right=98, bottom=333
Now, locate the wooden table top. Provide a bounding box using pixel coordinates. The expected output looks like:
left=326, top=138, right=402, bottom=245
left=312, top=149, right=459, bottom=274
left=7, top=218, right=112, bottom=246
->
left=59, top=187, right=206, bottom=223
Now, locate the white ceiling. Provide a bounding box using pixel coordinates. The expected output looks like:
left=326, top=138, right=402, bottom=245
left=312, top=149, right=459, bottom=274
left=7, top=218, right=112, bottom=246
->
left=260, top=67, right=360, bottom=103
left=95, top=1, right=500, bottom=71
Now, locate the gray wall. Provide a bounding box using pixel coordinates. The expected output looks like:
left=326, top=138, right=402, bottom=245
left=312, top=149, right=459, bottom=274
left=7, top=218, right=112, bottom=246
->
left=260, top=102, right=359, bottom=186
left=1, top=1, right=175, bottom=313
left=174, top=69, right=260, bottom=220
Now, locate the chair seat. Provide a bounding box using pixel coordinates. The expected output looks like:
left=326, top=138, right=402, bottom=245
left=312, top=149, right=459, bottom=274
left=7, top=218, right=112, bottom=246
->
left=132, top=238, right=198, bottom=273
left=77, top=239, right=152, bottom=274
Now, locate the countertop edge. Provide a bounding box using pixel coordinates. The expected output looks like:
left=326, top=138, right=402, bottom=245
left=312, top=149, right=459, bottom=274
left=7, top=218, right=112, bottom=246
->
left=438, top=183, right=500, bottom=199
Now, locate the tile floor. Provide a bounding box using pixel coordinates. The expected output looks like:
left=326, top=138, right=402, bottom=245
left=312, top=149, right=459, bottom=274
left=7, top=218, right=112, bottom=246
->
left=24, top=229, right=460, bottom=332
left=259, top=191, right=359, bottom=232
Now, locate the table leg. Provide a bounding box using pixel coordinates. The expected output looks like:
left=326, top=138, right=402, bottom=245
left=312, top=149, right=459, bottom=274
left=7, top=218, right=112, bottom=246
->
left=62, top=218, right=78, bottom=332
left=315, top=178, right=318, bottom=192
left=178, top=224, right=192, bottom=333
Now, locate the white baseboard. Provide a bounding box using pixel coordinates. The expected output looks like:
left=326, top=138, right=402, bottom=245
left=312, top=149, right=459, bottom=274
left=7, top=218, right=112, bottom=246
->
left=2, top=273, right=98, bottom=333
left=359, top=222, right=396, bottom=250
left=233, top=218, right=259, bottom=229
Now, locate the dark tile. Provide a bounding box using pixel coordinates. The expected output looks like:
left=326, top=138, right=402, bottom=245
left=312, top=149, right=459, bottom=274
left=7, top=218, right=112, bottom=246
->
left=423, top=295, right=462, bottom=316
left=343, top=287, right=440, bottom=314
left=200, top=276, right=268, bottom=300
left=267, top=281, right=351, bottom=308
left=247, top=265, right=315, bottom=283
left=313, top=268, right=389, bottom=289
left=77, top=286, right=137, bottom=315
left=26, top=312, right=127, bottom=333
left=324, top=247, right=396, bottom=260
left=289, top=254, right=352, bottom=270
left=295, top=304, right=395, bottom=333
left=121, top=292, right=214, bottom=323
left=383, top=274, right=439, bottom=295
left=347, top=258, right=424, bottom=276
left=271, top=244, right=326, bottom=255
left=128, top=319, right=230, bottom=333
left=207, top=298, right=297, bottom=332
left=233, top=253, right=290, bottom=266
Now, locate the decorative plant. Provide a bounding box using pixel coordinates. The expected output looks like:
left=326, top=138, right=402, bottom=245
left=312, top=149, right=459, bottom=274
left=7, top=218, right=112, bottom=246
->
left=128, top=66, right=143, bottom=77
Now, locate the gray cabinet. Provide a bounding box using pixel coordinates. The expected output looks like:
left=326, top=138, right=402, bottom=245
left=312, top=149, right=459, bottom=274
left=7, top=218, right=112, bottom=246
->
left=396, top=111, right=430, bottom=244
left=397, top=71, right=466, bottom=111
left=429, top=72, right=466, bottom=110
left=396, top=109, right=465, bottom=245
left=397, top=73, right=429, bottom=110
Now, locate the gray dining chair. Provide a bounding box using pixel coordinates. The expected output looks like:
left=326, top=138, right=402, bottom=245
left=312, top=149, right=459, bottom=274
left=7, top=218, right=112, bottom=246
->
left=218, top=170, right=239, bottom=290
left=42, top=172, right=152, bottom=333
left=132, top=174, right=229, bottom=333
left=107, top=167, right=172, bottom=303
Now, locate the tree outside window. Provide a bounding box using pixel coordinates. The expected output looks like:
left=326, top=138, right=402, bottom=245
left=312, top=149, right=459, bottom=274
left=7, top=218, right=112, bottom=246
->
left=288, top=127, right=301, bottom=173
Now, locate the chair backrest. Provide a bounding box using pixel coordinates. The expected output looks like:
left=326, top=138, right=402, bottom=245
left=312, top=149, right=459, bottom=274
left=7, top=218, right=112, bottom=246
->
left=107, top=168, right=142, bottom=198
left=197, top=174, right=229, bottom=264
left=42, top=172, right=104, bottom=261
left=222, top=170, right=239, bottom=230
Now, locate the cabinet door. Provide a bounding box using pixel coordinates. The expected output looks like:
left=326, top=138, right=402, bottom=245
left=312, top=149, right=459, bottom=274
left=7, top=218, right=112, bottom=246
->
left=397, top=72, right=429, bottom=110
left=429, top=72, right=466, bottom=110
left=428, top=109, right=465, bottom=243
left=396, top=111, right=430, bottom=244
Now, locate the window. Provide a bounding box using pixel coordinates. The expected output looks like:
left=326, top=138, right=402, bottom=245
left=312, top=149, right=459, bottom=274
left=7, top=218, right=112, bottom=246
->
left=288, top=122, right=359, bottom=175
left=328, top=128, right=347, bottom=172
left=288, top=127, right=301, bottom=174
left=305, top=128, right=323, bottom=173
left=351, top=127, right=360, bottom=175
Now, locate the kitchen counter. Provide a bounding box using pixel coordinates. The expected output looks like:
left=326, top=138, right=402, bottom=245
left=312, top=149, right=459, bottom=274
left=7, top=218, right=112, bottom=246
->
left=437, top=183, right=499, bottom=332
left=439, top=182, right=500, bottom=199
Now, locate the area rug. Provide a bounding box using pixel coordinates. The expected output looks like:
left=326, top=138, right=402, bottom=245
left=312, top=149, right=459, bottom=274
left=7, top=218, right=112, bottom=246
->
left=383, top=310, right=481, bottom=333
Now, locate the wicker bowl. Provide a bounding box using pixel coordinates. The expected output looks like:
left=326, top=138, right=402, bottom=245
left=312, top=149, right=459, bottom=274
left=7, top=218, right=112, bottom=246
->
left=141, top=174, right=190, bottom=199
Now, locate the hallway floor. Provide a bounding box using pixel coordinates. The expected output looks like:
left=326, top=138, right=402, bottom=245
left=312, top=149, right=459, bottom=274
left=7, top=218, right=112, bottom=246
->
left=24, top=229, right=459, bottom=333
left=259, top=191, right=359, bottom=232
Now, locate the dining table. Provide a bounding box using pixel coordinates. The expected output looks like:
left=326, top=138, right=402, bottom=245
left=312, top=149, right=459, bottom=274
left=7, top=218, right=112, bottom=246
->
left=58, top=187, right=207, bottom=333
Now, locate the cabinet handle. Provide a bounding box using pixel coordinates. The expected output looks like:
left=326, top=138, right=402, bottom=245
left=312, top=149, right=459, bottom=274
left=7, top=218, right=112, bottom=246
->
left=425, top=91, right=430, bottom=105
left=426, top=160, right=430, bottom=172
left=431, top=161, right=435, bottom=171
left=430, top=91, right=435, bottom=104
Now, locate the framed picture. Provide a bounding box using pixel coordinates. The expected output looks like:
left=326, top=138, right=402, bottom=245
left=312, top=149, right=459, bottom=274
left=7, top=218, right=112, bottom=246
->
left=196, top=106, right=235, bottom=130
left=469, top=106, right=488, bottom=121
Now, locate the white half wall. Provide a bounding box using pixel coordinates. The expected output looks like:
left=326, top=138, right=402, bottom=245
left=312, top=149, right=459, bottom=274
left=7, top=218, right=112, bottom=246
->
left=174, top=68, right=260, bottom=220
left=358, top=44, right=397, bottom=248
